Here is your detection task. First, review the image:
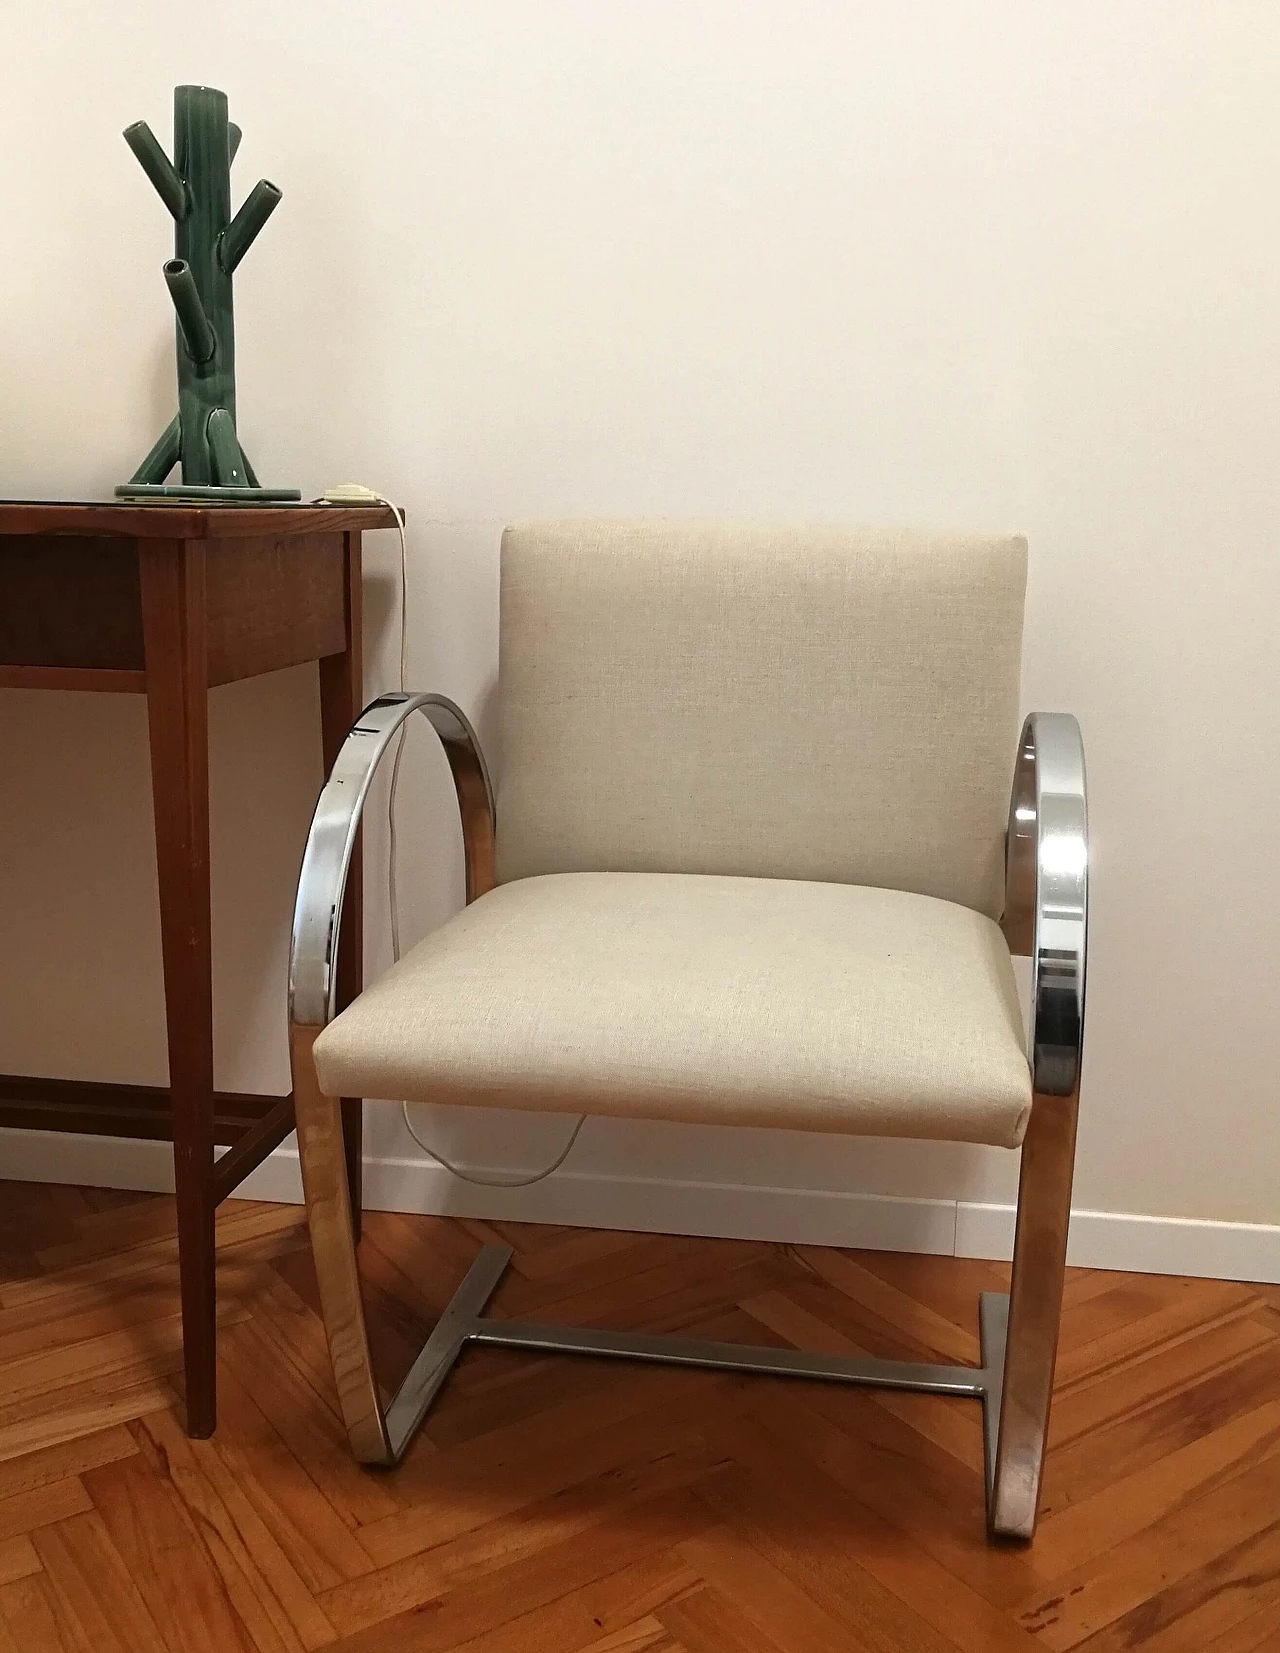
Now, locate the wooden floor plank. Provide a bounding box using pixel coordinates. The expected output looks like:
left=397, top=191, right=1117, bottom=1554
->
left=0, top=1573, right=76, bottom=1653
left=325, top=1487, right=715, bottom=1650
left=218, top=1307, right=401, bottom=1530
left=796, top=1245, right=982, bottom=1364
left=1040, top=1339, right=1280, bottom=1516
left=1029, top=1397, right=1280, bottom=1579
left=1202, top=1593, right=1280, bottom=1651
left=0, top=1205, right=306, bottom=1312
left=1053, top=1279, right=1260, bottom=1391
left=572, top=1551, right=701, bottom=1637
left=579, top=1615, right=681, bottom=1653
left=1046, top=1315, right=1277, bottom=1450
left=1086, top=1517, right=1280, bottom=1652
left=695, top=1434, right=1040, bottom=1650
left=0, top=1478, right=91, bottom=1544
left=1056, top=1279, right=1170, bottom=1355
left=0, top=1376, right=174, bottom=1467
left=202, top=1369, right=375, bottom=1593
left=738, top=1288, right=986, bottom=1471
left=138, top=1409, right=337, bottom=1652
left=674, top=1527, right=873, bottom=1653
left=0, top=1537, right=40, bottom=1589
left=29, top=1510, right=169, bottom=1653
left=82, top=1452, right=258, bottom=1653
left=739, top=1382, right=1041, bottom=1609
left=1015, top=1449, right=1280, bottom=1648
left=0, top=1427, right=137, bottom=1503
left=685, top=1480, right=963, bottom=1653
left=842, top=1248, right=1011, bottom=1332
left=658, top=1583, right=824, bottom=1653
left=355, top=1395, right=725, bottom=1569
left=407, top=1432, right=727, bottom=1603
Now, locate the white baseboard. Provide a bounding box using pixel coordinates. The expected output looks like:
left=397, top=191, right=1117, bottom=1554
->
left=1, top=1128, right=184, bottom=1195
left=955, top=1199, right=1280, bottom=1284
left=4, top=1128, right=1279, bottom=1285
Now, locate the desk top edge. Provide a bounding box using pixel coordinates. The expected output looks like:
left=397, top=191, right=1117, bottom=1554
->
left=0, top=501, right=399, bottom=539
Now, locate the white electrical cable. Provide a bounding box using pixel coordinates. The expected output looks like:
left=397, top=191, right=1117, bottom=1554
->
left=322, top=487, right=586, bottom=1187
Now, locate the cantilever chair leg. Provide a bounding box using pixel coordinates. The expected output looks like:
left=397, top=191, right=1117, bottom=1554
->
left=292, top=1024, right=392, bottom=1464
left=989, top=1086, right=1080, bottom=1537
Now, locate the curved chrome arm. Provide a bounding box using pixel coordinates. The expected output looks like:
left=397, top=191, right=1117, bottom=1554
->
left=289, top=692, right=495, bottom=1032
left=1001, top=713, right=1088, bottom=1097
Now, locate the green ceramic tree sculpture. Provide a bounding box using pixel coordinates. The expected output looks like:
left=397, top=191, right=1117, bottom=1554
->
left=116, top=84, right=300, bottom=501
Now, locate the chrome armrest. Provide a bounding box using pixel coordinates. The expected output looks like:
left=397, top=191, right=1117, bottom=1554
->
left=288, top=692, right=495, bottom=1032
left=1001, top=713, right=1088, bottom=1097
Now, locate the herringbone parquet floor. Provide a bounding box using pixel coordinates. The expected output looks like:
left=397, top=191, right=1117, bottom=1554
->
left=1, top=1180, right=1279, bottom=1652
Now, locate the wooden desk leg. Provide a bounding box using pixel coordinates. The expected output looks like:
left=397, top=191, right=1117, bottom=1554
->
left=140, top=537, right=217, bottom=1438
left=319, top=529, right=365, bottom=1241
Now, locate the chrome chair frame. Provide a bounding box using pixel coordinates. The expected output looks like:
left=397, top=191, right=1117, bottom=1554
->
left=288, top=692, right=1087, bottom=1539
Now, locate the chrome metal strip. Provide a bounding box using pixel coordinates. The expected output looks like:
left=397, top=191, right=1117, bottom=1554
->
left=978, top=1289, right=1010, bottom=1512
left=1002, top=711, right=1088, bottom=1098
left=373, top=1251, right=1014, bottom=1518
left=383, top=1243, right=513, bottom=1460
left=992, top=710, right=1087, bottom=1537
left=289, top=691, right=494, bottom=1032
left=289, top=691, right=496, bottom=1468
left=468, top=1318, right=989, bottom=1396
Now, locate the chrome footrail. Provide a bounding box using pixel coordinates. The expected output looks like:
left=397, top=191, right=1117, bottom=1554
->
left=375, top=1243, right=1012, bottom=1526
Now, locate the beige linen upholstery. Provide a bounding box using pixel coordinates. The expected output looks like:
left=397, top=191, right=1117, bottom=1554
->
left=497, top=523, right=1027, bottom=919
left=312, top=872, right=1033, bottom=1149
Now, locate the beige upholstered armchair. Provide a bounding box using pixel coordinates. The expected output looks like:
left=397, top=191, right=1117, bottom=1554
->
left=288, top=523, right=1088, bottom=1541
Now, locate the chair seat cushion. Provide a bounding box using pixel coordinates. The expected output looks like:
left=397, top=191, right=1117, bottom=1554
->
left=312, top=873, right=1033, bottom=1149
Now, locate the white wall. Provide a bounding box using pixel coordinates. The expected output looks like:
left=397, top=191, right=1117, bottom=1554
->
left=2, top=3, right=1279, bottom=1257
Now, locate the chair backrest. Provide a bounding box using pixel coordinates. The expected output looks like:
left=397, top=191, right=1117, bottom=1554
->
left=495, top=522, right=1027, bottom=919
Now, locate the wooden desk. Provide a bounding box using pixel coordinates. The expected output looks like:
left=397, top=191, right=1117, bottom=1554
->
left=0, top=500, right=393, bottom=1436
